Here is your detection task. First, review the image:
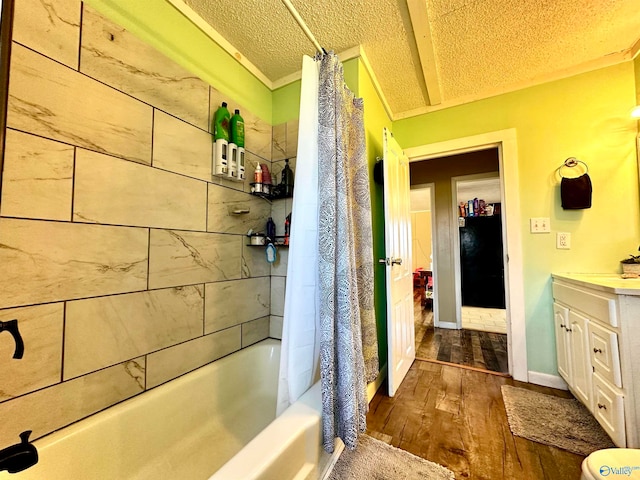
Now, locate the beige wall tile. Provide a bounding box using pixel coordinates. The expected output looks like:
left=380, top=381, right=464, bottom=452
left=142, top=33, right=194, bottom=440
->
left=0, top=129, right=74, bottom=221
left=204, top=278, right=270, bottom=334
left=286, top=119, right=299, bottom=158
left=270, top=246, right=289, bottom=277
left=146, top=326, right=241, bottom=388
left=80, top=7, right=209, bottom=130
left=0, top=357, right=144, bottom=444
left=8, top=44, right=152, bottom=165
left=207, top=184, right=272, bottom=234
left=64, top=286, right=204, bottom=380
left=243, top=109, right=272, bottom=160
left=74, top=149, right=207, bottom=230
left=242, top=243, right=272, bottom=279
left=272, top=123, right=286, bottom=161
left=0, top=304, right=64, bottom=402
left=271, top=276, right=285, bottom=316
left=242, top=317, right=270, bottom=347
left=153, top=111, right=212, bottom=182
left=13, top=0, right=81, bottom=69
left=0, top=218, right=148, bottom=310
left=269, top=315, right=283, bottom=340
left=149, top=229, right=242, bottom=289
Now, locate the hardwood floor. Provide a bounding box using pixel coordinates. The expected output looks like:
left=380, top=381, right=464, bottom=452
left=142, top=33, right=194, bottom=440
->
left=414, top=291, right=509, bottom=374
left=366, top=360, right=585, bottom=480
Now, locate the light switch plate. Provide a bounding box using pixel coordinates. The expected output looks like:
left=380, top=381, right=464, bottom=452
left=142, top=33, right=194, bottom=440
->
left=530, top=217, right=551, bottom=233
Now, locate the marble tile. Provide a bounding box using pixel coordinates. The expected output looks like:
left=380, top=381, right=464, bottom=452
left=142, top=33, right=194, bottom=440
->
left=204, top=278, right=270, bottom=334
left=152, top=111, right=212, bottom=182
left=243, top=108, right=272, bottom=160
left=64, top=286, right=204, bottom=380
left=0, top=218, right=148, bottom=310
left=242, top=243, right=271, bottom=279
left=8, top=44, right=152, bottom=165
left=13, top=0, right=81, bottom=69
left=269, top=315, right=283, bottom=340
left=146, top=326, right=241, bottom=388
left=270, top=246, right=289, bottom=277
left=270, top=198, right=287, bottom=241
left=0, top=357, right=144, bottom=444
left=0, top=129, right=73, bottom=221
left=272, top=123, right=286, bottom=161
left=74, top=149, right=207, bottom=231
left=271, top=276, right=285, bottom=316
left=207, top=184, right=272, bottom=234
left=286, top=120, right=299, bottom=159
left=0, top=304, right=64, bottom=402
left=241, top=317, right=270, bottom=347
left=149, top=229, right=242, bottom=289
left=80, top=6, right=209, bottom=130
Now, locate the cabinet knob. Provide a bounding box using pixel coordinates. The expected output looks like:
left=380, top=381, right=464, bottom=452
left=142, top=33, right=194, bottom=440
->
left=560, top=324, right=565, bottom=329
left=593, top=347, right=602, bottom=354
left=566, top=327, right=572, bottom=332
left=597, top=403, right=607, bottom=410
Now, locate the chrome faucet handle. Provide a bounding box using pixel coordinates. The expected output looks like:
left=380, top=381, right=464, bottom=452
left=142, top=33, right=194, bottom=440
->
left=0, top=320, right=24, bottom=359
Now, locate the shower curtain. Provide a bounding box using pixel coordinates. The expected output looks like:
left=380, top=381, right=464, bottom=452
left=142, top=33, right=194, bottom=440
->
left=276, top=52, right=378, bottom=453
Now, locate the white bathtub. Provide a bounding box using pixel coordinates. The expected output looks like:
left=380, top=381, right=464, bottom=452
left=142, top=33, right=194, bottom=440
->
left=0, top=338, right=337, bottom=479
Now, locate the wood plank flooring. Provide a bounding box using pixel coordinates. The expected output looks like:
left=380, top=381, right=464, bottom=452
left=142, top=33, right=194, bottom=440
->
left=414, top=291, right=509, bottom=374
left=366, top=360, right=585, bottom=480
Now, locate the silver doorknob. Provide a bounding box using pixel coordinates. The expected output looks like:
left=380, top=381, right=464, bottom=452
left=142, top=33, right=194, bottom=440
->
left=378, top=258, right=389, bottom=265
left=391, top=258, right=402, bottom=265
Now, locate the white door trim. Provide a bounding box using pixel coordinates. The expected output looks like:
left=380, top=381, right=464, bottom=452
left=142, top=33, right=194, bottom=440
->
left=404, top=129, right=528, bottom=382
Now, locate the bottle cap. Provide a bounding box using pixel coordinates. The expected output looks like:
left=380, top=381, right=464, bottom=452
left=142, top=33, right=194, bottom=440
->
left=235, top=109, right=240, bottom=114
left=222, top=102, right=227, bottom=107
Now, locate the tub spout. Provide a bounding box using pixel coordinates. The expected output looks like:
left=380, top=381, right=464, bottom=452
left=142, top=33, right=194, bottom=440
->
left=0, top=431, right=38, bottom=473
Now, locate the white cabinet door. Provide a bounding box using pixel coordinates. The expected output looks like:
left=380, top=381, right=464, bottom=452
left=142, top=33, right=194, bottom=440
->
left=553, top=303, right=571, bottom=383
left=568, top=311, right=593, bottom=410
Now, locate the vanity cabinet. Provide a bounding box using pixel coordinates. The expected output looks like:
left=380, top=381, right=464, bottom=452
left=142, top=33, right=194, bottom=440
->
left=552, top=274, right=640, bottom=448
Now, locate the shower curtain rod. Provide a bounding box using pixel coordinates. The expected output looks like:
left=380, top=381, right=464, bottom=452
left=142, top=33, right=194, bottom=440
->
left=281, top=0, right=326, bottom=54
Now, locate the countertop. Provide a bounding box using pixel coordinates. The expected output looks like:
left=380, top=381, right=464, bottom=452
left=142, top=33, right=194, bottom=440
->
left=552, top=273, right=640, bottom=295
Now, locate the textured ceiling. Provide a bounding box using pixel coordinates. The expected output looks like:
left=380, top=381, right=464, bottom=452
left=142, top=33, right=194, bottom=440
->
left=182, top=0, right=640, bottom=119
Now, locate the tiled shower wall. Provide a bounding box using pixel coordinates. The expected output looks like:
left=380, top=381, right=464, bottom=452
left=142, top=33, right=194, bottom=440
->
left=0, top=0, right=295, bottom=445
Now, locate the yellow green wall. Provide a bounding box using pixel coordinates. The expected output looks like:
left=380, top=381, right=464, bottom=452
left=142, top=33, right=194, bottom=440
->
left=394, top=62, right=639, bottom=375
left=357, top=60, right=392, bottom=368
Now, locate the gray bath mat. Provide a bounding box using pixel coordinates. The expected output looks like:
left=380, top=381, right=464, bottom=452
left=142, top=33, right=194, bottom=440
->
left=328, top=433, right=454, bottom=480
left=501, top=385, right=615, bottom=456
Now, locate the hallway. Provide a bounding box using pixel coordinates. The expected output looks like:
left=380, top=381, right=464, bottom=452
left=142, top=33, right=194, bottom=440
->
left=414, top=291, right=509, bottom=374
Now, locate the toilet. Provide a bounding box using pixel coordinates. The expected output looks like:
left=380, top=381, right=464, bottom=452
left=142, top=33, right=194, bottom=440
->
left=581, top=448, right=640, bottom=479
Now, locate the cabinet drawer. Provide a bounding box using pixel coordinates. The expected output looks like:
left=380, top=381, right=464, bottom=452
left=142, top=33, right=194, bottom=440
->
left=552, top=282, right=618, bottom=327
left=592, top=374, right=625, bottom=447
left=589, top=321, right=622, bottom=388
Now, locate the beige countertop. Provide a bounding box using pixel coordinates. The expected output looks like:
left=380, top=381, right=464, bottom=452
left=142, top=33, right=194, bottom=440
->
left=552, top=273, right=640, bottom=295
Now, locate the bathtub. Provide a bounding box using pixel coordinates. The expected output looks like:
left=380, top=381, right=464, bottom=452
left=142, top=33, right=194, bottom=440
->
left=0, top=338, right=337, bottom=480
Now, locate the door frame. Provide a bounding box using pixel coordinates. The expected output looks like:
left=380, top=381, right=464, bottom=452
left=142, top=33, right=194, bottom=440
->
left=404, top=128, right=527, bottom=382
left=451, top=172, right=501, bottom=330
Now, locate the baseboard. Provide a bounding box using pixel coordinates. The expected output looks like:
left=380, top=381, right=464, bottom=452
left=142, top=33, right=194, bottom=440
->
left=367, top=363, right=387, bottom=403
left=527, top=370, right=568, bottom=390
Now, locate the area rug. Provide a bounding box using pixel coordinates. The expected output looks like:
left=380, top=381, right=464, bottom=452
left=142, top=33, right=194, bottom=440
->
left=501, top=385, right=615, bottom=456
left=328, top=434, right=455, bottom=480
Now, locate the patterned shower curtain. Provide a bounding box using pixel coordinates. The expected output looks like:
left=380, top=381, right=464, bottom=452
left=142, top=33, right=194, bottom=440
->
left=317, top=52, right=378, bottom=453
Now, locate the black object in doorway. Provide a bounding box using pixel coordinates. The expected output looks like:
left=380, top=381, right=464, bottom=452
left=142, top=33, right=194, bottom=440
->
left=459, top=215, right=505, bottom=308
